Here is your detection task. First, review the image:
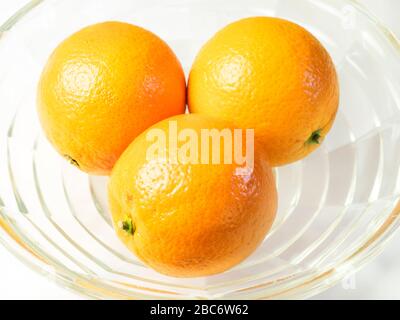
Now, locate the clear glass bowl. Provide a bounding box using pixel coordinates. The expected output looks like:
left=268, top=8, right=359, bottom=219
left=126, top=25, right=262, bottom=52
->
left=0, top=0, right=400, bottom=300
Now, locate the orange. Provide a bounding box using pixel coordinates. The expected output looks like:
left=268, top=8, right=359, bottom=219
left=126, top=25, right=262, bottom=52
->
left=37, top=21, right=186, bottom=175
left=188, top=17, right=339, bottom=166
left=108, top=114, right=277, bottom=277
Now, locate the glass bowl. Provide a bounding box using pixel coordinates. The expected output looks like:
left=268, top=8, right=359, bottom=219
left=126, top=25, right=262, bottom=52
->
left=1, top=0, right=400, bottom=300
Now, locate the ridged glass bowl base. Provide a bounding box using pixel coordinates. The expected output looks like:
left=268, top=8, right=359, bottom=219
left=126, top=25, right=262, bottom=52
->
left=1, top=0, right=400, bottom=299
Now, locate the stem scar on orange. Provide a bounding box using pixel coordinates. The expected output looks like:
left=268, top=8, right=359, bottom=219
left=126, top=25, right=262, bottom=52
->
left=188, top=17, right=340, bottom=167
left=37, top=21, right=186, bottom=175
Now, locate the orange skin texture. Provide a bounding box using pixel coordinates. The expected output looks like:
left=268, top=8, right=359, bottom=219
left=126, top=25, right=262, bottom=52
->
left=108, top=114, right=277, bottom=277
left=37, top=21, right=186, bottom=175
left=188, top=17, right=340, bottom=166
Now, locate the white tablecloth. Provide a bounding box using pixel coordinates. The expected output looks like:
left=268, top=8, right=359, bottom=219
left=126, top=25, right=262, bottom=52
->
left=0, top=0, right=399, bottom=300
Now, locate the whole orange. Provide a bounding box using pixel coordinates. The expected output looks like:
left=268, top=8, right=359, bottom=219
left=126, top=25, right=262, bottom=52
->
left=37, top=21, right=186, bottom=175
left=188, top=17, right=339, bottom=166
left=108, top=114, right=277, bottom=277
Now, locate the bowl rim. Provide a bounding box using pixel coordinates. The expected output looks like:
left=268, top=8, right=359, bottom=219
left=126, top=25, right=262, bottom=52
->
left=0, top=0, right=400, bottom=300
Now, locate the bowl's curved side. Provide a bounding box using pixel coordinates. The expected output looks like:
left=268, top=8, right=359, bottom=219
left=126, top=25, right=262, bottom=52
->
left=0, top=0, right=43, bottom=32
left=1, top=199, right=400, bottom=299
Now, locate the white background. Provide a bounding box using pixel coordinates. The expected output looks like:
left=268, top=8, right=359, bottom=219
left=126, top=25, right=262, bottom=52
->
left=0, top=0, right=399, bottom=300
